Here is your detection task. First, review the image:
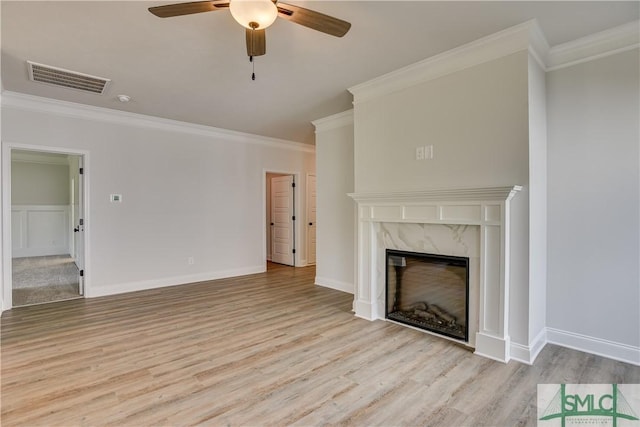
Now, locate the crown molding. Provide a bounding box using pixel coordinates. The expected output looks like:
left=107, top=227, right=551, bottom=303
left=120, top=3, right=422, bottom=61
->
left=1, top=91, right=315, bottom=154
left=546, top=20, right=639, bottom=71
left=348, top=19, right=639, bottom=104
left=312, top=109, right=353, bottom=132
left=349, top=20, right=542, bottom=104
left=527, top=19, right=551, bottom=70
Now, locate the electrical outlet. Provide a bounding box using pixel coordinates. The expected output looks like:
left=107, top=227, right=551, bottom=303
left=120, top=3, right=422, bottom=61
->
left=416, top=146, right=425, bottom=160
left=188, top=257, right=195, bottom=265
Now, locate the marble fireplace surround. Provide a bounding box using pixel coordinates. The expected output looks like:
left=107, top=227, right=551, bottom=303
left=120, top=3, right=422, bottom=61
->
left=349, top=186, right=522, bottom=363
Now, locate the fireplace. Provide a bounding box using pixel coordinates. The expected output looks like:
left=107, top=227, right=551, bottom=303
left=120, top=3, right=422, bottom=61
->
left=386, top=249, right=469, bottom=342
left=349, top=186, right=522, bottom=362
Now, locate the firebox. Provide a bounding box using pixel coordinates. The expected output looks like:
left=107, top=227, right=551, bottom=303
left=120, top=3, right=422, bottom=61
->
left=385, top=249, right=469, bottom=342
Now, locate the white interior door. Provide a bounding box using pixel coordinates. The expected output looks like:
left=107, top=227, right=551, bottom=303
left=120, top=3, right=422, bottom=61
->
left=73, top=156, right=85, bottom=295
left=271, top=175, right=294, bottom=266
left=307, top=174, right=316, bottom=265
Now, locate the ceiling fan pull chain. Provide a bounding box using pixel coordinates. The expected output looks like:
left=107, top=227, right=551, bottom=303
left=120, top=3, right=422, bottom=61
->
left=248, top=24, right=258, bottom=81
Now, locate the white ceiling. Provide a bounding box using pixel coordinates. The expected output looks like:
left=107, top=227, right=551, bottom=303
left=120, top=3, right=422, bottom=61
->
left=2, top=1, right=638, bottom=144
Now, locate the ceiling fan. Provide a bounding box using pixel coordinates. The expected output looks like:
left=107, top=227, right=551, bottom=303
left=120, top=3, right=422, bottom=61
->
left=148, top=0, right=351, bottom=59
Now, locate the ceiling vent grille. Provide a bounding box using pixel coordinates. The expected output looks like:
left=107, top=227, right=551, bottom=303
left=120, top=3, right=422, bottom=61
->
left=27, top=61, right=111, bottom=95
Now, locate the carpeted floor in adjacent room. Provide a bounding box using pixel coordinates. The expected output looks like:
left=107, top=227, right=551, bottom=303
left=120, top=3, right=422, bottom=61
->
left=12, top=255, right=81, bottom=306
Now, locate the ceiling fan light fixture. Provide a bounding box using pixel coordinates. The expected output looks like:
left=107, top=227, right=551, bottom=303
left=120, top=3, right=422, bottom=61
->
left=229, top=0, right=278, bottom=30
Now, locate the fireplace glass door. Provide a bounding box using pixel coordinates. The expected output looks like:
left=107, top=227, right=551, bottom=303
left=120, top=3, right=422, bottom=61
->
left=386, top=249, right=469, bottom=341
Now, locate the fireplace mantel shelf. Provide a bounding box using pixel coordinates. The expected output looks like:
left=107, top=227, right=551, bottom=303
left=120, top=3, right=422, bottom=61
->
left=348, top=186, right=522, bottom=203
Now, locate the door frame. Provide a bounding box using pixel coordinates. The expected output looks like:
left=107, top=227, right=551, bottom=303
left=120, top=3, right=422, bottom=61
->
left=263, top=169, right=301, bottom=269
left=306, top=173, right=316, bottom=266
left=2, top=142, right=90, bottom=310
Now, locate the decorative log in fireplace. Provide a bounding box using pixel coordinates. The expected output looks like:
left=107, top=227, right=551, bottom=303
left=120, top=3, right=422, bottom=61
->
left=386, top=249, right=469, bottom=342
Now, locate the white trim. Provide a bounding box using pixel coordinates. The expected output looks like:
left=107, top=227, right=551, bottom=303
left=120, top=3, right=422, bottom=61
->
left=315, top=276, right=354, bottom=294
left=87, top=265, right=264, bottom=298
left=349, top=186, right=522, bottom=204
left=306, top=173, right=316, bottom=266
left=510, top=328, right=547, bottom=365
left=528, top=20, right=551, bottom=70
left=547, top=327, right=640, bottom=366
left=546, top=20, right=640, bottom=71
left=547, top=44, right=639, bottom=72
left=474, top=333, right=511, bottom=363
left=1, top=144, right=9, bottom=311
left=349, top=20, right=537, bottom=104
left=354, top=300, right=373, bottom=320
left=11, top=151, right=70, bottom=165
left=2, top=92, right=314, bottom=154
left=348, top=19, right=638, bottom=105
left=312, top=110, right=354, bottom=132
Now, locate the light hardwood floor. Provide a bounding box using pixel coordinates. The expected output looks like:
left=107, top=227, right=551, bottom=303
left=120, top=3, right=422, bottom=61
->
left=2, top=264, right=638, bottom=426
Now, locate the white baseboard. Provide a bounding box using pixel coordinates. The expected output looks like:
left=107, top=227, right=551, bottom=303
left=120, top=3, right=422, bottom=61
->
left=87, top=265, right=265, bottom=298
left=314, top=276, right=354, bottom=294
left=13, top=248, right=70, bottom=258
left=547, top=327, right=640, bottom=366
left=474, top=332, right=510, bottom=363
left=353, top=300, right=374, bottom=321
left=510, top=328, right=547, bottom=365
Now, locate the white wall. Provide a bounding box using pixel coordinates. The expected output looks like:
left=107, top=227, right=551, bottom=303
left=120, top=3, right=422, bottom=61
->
left=1, top=94, right=315, bottom=306
left=546, top=49, right=640, bottom=352
left=313, top=111, right=355, bottom=294
left=11, top=160, right=69, bottom=205
left=353, top=51, right=530, bottom=193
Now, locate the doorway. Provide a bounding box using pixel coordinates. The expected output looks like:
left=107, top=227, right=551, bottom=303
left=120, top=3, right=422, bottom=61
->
left=5, top=147, right=86, bottom=307
left=266, top=172, right=295, bottom=266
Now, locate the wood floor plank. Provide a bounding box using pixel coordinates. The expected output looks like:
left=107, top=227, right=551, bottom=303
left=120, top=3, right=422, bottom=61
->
left=2, top=264, right=638, bottom=426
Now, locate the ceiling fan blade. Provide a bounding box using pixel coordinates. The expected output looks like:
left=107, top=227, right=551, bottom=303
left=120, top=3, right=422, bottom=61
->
left=276, top=3, right=351, bottom=37
left=246, top=28, right=266, bottom=57
left=148, top=1, right=229, bottom=18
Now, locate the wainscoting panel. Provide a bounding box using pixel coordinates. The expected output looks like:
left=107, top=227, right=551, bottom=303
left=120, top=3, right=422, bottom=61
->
left=11, top=205, right=70, bottom=258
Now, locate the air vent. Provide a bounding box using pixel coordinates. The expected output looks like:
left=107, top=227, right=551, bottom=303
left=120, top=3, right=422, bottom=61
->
left=27, top=61, right=110, bottom=95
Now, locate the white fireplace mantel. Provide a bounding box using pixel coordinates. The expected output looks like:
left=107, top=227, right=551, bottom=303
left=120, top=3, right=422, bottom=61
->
left=348, top=186, right=522, bottom=363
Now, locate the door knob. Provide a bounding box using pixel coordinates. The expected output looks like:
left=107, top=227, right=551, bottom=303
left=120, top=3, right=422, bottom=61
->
left=309, top=222, right=313, bottom=226
left=74, top=227, right=80, bottom=232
